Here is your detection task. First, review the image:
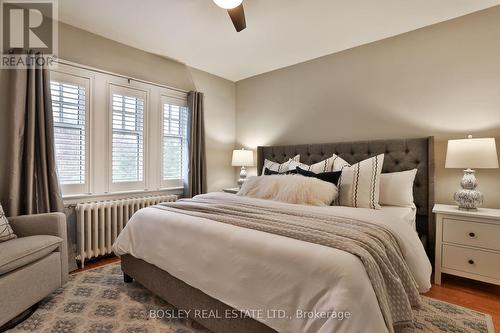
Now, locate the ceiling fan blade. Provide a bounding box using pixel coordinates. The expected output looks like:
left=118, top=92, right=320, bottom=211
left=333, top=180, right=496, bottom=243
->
left=227, top=4, right=246, bottom=32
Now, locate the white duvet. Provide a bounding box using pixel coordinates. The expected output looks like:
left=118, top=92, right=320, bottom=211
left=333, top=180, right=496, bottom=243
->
left=113, top=192, right=431, bottom=333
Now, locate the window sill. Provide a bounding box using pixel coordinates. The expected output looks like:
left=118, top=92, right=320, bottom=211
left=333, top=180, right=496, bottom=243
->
left=63, top=187, right=184, bottom=206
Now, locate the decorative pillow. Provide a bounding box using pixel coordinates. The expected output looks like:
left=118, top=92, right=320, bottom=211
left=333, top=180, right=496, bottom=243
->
left=238, top=175, right=338, bottom=206
left=379, top=169, right=417, bottom=207
left=331, top=154, right=351, bottom=171
left=263, top=168, right=297, bottom=175
left=338, top=154, right=384, bottom=209
left=0, top=204, right=16, bottom=243
left=290, top=154, right=350, bottom=173
left=261, top=155, right=300, bottom=175
left=296, top=167, right=342, bottom=186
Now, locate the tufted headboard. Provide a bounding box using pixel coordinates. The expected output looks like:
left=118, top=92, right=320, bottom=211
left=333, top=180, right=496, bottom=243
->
left=257, top=137, right=435, bottom=254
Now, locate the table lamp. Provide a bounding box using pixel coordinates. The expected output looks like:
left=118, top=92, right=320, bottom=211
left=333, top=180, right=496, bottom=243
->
left=445, top=135, right=498, bottom=210
left=232, top=148, right=254, bottom=188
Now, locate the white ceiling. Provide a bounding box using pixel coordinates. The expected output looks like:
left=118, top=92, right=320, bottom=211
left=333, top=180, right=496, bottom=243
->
left=59, top=0, right=500, bottom=81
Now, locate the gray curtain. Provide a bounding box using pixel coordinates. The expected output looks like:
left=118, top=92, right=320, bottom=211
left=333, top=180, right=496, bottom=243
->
left=0, top=54, right=78, bottom=271
left=184, top=91, right=207, bottom=197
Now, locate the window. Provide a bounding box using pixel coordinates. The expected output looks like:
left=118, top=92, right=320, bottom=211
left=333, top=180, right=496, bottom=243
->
left=50, top=72, right=90, bottom=195
left=51, top=63, right=189, bottom=197
left=109, top=85, right=147, bottom=192
left=161, top=97, right=189, bottom=187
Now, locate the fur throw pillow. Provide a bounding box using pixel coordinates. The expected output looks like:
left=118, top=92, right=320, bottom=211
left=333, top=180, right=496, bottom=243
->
left=238, top=175, right=338, bottom=206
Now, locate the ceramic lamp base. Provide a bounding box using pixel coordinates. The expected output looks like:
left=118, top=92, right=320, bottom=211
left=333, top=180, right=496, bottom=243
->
left=237, top=166, right=247, bottom=188
left=454, top=169, right=483, bottom=210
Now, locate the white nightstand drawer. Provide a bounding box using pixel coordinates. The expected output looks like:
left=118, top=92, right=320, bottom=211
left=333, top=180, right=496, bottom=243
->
left=443, top=218, right=500, bottom=251
left=442, top=244, right=500, bottom=279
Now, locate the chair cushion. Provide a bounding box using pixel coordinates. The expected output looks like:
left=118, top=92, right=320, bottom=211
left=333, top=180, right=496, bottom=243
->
left=0, top=235, right=62, bottom=275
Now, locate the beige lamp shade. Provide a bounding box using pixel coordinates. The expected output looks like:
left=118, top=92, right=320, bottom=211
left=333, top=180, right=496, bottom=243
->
left=445, top=137, right=499, bottom=169
left=232, top=149, right=254, bottom=167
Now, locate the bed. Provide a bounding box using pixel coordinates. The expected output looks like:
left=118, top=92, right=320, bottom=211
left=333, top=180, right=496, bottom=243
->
left=114, top=137, right=435, bottom=333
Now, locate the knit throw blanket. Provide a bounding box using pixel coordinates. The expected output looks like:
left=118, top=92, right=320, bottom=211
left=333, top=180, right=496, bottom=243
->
left=155, top=196, right=421, bottom=332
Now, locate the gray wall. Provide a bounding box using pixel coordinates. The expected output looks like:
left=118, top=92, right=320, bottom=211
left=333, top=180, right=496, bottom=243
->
left=59, top=22, right=194, bottom=91
left=189, top=68, right=237, bottom=192
left=235, top=6, right=500, bottom=208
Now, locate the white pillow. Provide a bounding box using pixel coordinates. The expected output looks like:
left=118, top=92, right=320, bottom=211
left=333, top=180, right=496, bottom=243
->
left=290, top=154, right=350, bottom=173
left=331, top=154, right=351, bottom=171
left=238, top=175, right=338, bottom=206
left=262, top=155, right=300, bottom=175
left=338, top=154, right=384, bottom=209
left=0, top=204, right=16, bottom=243
left=379, top=169, right=417, bottom=207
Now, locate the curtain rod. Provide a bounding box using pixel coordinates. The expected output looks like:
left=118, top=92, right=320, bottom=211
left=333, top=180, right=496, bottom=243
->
left=54, top=59, right=190, bottom=94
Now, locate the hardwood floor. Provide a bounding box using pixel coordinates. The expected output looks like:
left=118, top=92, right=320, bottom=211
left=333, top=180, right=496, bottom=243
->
left=75, top=258, right=500, bottom=331
left=71, top=256, right=120, bottom=274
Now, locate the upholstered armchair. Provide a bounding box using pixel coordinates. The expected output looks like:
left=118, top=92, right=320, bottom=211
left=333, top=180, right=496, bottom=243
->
left=0, top=213, right=69, bottom=327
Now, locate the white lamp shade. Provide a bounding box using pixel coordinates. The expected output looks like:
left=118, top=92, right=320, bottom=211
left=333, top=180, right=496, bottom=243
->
left=232, top=149, right=254, bottom=167
left=213, top=0, right=242, bottom=9
left=445, top=137, right=499, bottom=169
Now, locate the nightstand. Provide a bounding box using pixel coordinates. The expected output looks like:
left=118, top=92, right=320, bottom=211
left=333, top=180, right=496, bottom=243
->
left=433, top=204, right=500, bottom=286
left=223, top=187, right=240, bottom=194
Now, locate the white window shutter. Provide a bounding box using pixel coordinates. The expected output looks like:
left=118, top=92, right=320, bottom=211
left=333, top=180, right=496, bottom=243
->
left=162, top=100, right=189, bottom=187
left=111, top=93, right=145, bottom=183
left=51, top=79, right=87, bottom=189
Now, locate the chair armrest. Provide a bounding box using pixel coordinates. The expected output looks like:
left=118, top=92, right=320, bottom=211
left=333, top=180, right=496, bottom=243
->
left=8, top=213, right=69, bottom=284
left=8, top=213, right=66, bottom=238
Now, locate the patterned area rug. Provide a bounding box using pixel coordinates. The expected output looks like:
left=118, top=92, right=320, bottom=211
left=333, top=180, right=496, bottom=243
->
left=8, top=263, right=494, bottom=333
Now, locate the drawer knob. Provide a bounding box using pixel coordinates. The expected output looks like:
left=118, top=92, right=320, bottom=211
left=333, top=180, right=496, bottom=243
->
left=468, top=259, right=475, bottom=265
left=468, top=232, right=476, bottom=238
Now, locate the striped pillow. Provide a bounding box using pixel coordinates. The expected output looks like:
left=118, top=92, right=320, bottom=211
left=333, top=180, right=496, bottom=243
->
left=331, top=155, right=351, bottom=171
left=261, top=155, right=300, bottom=175
left=290, top=154, right=350, bottom=173
left=0, top=204, right=16, bottom=243
left=338, top=154, right=385, bottom=209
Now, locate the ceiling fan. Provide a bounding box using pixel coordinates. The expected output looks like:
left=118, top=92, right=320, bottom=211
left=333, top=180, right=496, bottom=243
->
left=213, top=0, right=247, bottom=32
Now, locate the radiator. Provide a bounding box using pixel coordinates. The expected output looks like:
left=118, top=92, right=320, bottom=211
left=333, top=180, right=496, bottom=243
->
left=76, top=194, right=177, bottom=268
